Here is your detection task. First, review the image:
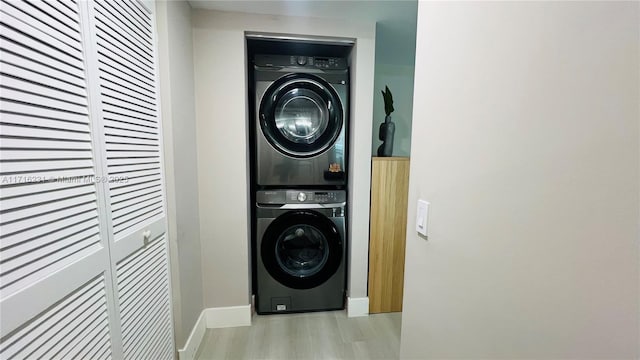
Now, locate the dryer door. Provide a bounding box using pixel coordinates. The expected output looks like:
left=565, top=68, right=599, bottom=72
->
left=259, top=73, right=344, bottom=158
left=261, top=210, right=343, bottom=289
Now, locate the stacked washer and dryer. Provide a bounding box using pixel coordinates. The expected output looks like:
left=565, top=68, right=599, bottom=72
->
left=252, top=52, right=350, bottom=314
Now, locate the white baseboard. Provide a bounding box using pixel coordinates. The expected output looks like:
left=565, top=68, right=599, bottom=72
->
left=177, top=310, right=207, bottom=360
left=205, top=305, right=252, bottom=328
left=178, top=305, right=252, bottom=360
left=347, top=297, right=369, bottom=317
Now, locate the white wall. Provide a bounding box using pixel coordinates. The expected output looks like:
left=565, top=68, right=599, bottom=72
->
left=156, top=0, right=204, bottom=349
left=401, top=2, right=639, bottom=358
left=371, top=19, right=417, bottom=157
left=372, top=63, right=415, bottom=156
left=191, top=10, right=375, bottom=308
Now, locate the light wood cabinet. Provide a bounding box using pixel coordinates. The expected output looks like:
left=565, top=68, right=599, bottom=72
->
left=368, top=157, right=410, bottom=313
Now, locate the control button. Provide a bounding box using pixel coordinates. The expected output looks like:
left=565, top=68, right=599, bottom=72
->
left=297, top=56, right=307, bottom=65
left=297, top=192, right=307, bottom=202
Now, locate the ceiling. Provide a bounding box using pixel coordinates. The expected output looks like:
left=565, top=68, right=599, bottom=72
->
left=188, top=0, right=418, bottom=65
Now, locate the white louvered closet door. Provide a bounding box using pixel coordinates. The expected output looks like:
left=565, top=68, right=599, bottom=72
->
left=0, top=1, right=117, bottom=359
left=0, top=0, right=174, bottom=359
left=85, top=0, right=174, bottom=359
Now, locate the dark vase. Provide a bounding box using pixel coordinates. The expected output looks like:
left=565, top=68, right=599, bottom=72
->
left=377, top=115, right=395, bottom=157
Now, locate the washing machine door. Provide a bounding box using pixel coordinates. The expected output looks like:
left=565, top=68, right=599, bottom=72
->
left=259, top=73, right=344, bottom=158
left=261, top=210, right=343, bottom=289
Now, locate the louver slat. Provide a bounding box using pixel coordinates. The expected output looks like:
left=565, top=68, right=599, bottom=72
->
left=1, top=229, right=101, bottom=296
left=103, top=143, right=159, bottom=154
left=103, top=112, right=159, bottom=132
left=0, top=201, right=96, bottom=237
left=114, top=0, right=152, bottom=34
left=1, top=0, right=82, bottom=48
left=101, top=88, right=157, bottom=115
left=0, top=61, right=87, bottom=99
left=1, top=74, right=87, bottom=106
left=0, top=38, right=84, bottom=81
left=0, top=87, right=88, bottom=115
left=93, top=13, right=152, bottom=65
left=0, top=122, right=91, bottom=141
left=96, top=1, right=152, bottom=49
left=94, top=26, right=153, bottom=76
left=0, top=149, right=93, bottom=161
left=41, top=0, right=79, bottom=21
left=102, top=100, right=155, bottom=122
left=100, top=81, right=154, bottom=107
left=0, top=51, right=86, bottom=93
left=0, top=14, right=83, bottom=71
left=0, top=208, right=98, bottom=255
left=117, top=235, right=171, bottom=360
left=0, top=276, right=112, bottom=359
left=0, top=188, right=97, bottom=222
left=102, top=93, right=156, bottom=118
left=98, top=66, right=155, bottom=101
left=0, top=184, right=96, bottom=212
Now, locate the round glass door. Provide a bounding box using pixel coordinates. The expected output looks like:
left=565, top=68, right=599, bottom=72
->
left=260, top=73, right=343, bottom=158
left=261, top=210, right=343, bottom=289
left=275, top=89, right=329, bottom=145
left=275, top=224, right=329, bottom=277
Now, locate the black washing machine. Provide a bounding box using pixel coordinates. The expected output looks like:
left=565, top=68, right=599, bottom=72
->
left=255, top=189, right=346, bottom=314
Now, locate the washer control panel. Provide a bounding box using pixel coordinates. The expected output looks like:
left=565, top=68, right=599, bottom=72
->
left=287, top=190, right=345, bottom=204
left=257, top=190, right=346, bottom=205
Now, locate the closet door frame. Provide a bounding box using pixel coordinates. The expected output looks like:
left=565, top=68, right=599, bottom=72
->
left=77, top=2, right=124, bottom=358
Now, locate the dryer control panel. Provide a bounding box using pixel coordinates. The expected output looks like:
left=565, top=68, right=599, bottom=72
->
left=255, top=54, right=348, bottom=70
left=257, top=190, right=346, bottom=205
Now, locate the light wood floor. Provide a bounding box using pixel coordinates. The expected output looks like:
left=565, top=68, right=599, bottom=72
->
left=195, top=311, right=402, bottom=360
